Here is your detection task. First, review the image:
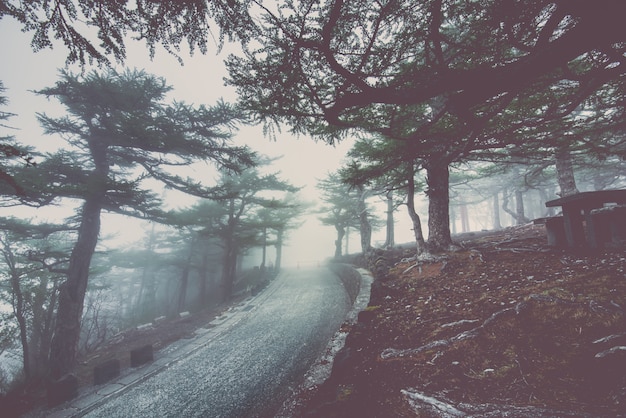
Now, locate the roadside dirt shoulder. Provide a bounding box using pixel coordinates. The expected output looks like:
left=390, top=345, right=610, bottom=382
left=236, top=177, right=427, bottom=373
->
left=298, top=225, right=626, bottom=417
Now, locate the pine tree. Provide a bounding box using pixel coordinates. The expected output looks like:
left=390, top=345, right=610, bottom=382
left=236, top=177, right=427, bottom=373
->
left=28, top=69, right=253, bottom=379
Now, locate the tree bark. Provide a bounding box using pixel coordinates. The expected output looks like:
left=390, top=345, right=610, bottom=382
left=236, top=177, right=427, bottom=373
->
left=135, top=223, right=156, bottom=321
left=221, top=234, right=237, bottom=302
left=555, top=147, right=579, bottom=197
left=356, top=186, right=372, bottom=254
left=11, top=271, right=30, bottom=379
left=198, top=241, right=210, bottom=308
left=515, top=189, right=530, bottom=225
left=425, top=161, right=453, bottom=251
left=503, top=188, right=530, bottom=225
left=49, top=137, right=109, bottom=379
left=29, top=275, right=53, bottom=377
left=0, top=238, right=32, bottom=379
left=406, top=163, right=426, bottom=256
left=492, top=192, right=502, bottom=230
left=260, top=227, right=267, bottom=268
left=450, top=205, right=457, bottom=235
left=221, top=199, right=240, bottom=302
left=177, top=241, right=195, bottom=313
left=334, top=225, right=345, bottom=258
left=275, top=229, right=283, bottom=271
left=49, top=198, right=102, bottom=379
left=383, top=191, right=395, bottom=248
left=37, top=280, right=57, bottom=376
left=459, top=203, right=470, bottom=233
left=538, top=187, right=555, bottom=217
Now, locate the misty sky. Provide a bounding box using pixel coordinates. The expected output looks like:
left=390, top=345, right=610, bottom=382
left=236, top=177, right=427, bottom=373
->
left=0, top=17, right=375, bottom=265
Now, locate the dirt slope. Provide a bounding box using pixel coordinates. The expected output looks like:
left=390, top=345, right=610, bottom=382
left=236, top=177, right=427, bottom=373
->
left=297, top=225, right=626, bottom=417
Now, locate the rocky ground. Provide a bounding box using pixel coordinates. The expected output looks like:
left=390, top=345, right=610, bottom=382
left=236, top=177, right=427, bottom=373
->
left=295, top=224, right=626, bottom=417
left=4, top=224, right=626, bottom=417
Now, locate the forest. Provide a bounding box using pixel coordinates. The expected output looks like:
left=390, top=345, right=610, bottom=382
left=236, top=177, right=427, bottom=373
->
left=0, top=0, right=624, bottom=408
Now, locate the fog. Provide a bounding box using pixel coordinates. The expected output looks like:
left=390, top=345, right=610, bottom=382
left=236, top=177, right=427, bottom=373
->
left=0, top=18, right=367, bottom=265
left=0, top=19, right=423, bottom=381
left=0, top=20, right=373, bottom=390
left=3, top=14, right=592, bottom=393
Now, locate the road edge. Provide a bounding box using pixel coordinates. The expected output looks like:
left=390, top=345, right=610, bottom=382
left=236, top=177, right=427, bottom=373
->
left=275, top=264, right=373, bottom=418
left=37, top=273, right=288, bottom=418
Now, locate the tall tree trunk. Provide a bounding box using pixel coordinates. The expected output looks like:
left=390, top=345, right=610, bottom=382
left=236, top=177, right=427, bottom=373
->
left=450, top=205, right=457, bottom=235
left=501, top=188, right=514, bottom=225
left=383, top=192, right=395, bottom=248
left=555, top=147, right=579, bottom=197
left=37, top=280, right=58, bottom=377
left=406, top=163, right=427, bottom=256
left=503, top=188, right=530, bottom=225
left=221, top=234, right=237, bottom=302
left=221, top=200, right=236, bottom=301
left=425, top=161, right=453, bottom=251
left=515, top=190, right=530, bottom=225
left=144, top=272, right=157, bottom=320
left=177, top=241, right=195, bottom=313
left=28, top=275, right=48, bottom=377
left=221, top=198, right=244, bottom=302
left=358, top=212, right=372, bottom=253
left=50, top=139, right=109, bottom=379
left=0, top=238, right=31, bottom=379
left=49, top=198, right=102, bottom=379
left=261, top=227, right=267, bottom=268
left=198, top=243, right=210, bottom=309
left=135, top=267, right=149, bottom=321
left=275, top=229, right=284, bottom=271
left=492, top=191, right=502, bottom=230
left=357, top=186, right=372, bottom=254
left=11, top=273, right=30, bottom=379
left=334, top=225, right=346, bottom=258
left=459, top=203, right=470, bottom=233
left=538, top=187, right=554, bottom=217
left=135, top=223, right=157, bottom=320
left=236, top=253, right=243, bottom=274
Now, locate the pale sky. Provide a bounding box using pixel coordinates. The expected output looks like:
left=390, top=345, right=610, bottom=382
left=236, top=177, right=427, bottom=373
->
left=0, top=17, right=378, bottom=264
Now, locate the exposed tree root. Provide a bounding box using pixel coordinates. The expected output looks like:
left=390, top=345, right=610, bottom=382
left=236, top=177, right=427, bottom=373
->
left=401, top=388, right=592, bottom=417
left=380, top=294, right=619, bottom=361
left=380, top=303, right=517, bottom=360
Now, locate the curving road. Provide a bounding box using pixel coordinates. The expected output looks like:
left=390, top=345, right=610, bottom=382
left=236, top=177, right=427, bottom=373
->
left=83, top=267, right=351, bottom=418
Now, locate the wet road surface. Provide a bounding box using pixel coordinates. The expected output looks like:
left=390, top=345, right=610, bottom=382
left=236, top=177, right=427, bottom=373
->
left=83, top=267, right=351, bottom=418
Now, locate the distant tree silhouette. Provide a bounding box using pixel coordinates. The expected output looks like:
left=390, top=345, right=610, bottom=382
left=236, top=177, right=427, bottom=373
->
left=209, top=161, right=299, bottom=300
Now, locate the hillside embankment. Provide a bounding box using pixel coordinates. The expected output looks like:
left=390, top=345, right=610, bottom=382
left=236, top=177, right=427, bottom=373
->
left=296, top=224, right=626, bottom=417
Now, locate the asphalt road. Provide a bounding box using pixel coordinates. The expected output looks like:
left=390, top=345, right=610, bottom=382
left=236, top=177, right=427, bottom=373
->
left=83, top=267, right=351, bottom=418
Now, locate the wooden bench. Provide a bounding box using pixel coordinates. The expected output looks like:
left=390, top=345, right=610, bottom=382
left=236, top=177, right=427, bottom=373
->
left=533, top=216, right=566, bottom=247
left=545, top=189, right=626, bottom=249
left=588, top=205, right=626, bottom=248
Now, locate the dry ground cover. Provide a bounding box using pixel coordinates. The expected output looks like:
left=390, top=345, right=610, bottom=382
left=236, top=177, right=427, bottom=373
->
left=298, top=225, right=626, bottom=417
